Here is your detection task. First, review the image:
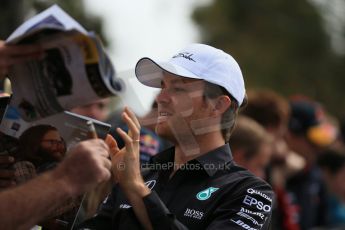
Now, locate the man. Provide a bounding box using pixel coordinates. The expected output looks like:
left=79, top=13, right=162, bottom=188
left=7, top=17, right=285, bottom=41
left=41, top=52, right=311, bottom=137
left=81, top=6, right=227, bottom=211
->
left=80, top=44, right=274, bottom=229
left=0, top=41, right=112, bottom=229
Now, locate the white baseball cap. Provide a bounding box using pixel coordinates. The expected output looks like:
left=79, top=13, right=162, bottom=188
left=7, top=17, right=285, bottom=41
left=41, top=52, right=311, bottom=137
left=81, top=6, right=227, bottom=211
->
left=135, top=43, right=246, bottom=105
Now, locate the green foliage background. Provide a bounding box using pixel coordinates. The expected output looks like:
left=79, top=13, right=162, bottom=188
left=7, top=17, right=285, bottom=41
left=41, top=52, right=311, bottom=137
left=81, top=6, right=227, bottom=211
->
left=193, top=0, right=345, bottom=118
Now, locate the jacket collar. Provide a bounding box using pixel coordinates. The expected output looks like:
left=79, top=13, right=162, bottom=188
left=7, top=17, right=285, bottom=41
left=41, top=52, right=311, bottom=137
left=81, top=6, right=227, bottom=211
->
left=151, top=144, right=233, bottom=177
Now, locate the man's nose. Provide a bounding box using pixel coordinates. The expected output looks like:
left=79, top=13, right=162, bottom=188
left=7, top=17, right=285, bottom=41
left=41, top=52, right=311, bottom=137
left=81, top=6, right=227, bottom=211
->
left=156, top=89, right=171, bottom=104
left=87, top=105, right=103, bottom=120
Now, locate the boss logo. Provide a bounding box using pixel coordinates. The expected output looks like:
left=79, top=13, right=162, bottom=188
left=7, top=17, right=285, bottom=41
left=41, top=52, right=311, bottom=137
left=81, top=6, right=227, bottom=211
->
left=184, top=208, right=204, bottom=220
left=243, top=195, right=271, bottom=212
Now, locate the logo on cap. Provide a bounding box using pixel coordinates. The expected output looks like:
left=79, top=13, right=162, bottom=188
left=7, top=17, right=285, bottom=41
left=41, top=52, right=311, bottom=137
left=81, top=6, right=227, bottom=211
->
left=172, top=52, right=196, bottom=62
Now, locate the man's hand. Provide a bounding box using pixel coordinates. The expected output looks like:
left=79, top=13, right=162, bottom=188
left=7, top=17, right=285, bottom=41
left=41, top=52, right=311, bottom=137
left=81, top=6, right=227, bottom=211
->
left=110, top=107, right=147, bottom=192
left=0, top=40, right=43, bottom=79
left=52, top=139, right=112, bottom=196
left=110, top=107, right=153, bottom=229
left=0, top=155, right=16, bottom=189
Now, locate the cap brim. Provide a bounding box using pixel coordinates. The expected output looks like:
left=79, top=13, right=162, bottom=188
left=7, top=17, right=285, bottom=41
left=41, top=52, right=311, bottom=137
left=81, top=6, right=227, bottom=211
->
left=135, top=57, right=201, bottom=88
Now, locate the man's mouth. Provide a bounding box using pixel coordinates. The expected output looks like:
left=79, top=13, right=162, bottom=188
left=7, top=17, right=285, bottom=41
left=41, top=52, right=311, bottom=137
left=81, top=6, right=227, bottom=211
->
left=158, top=111, right=172, bottom=122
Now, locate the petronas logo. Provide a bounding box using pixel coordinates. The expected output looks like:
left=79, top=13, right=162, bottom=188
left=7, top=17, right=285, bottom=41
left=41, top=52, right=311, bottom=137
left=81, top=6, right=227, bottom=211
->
left=196, top=187, right=219, bottom=201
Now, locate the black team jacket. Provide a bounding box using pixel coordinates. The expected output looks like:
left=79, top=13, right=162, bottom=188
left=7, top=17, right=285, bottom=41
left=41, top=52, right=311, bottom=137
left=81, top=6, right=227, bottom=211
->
left=78, top=144, right=274, bottom=230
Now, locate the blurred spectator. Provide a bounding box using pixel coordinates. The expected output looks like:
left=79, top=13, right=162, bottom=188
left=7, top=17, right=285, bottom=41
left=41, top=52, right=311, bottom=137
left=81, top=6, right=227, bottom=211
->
left=230, top=116, right=273, bottom=179
left=241, top=89, right=293, bottom=168
left=13, top=125, right=76, bottom=229
left=15, top=124, right=66, bottom=178
left=241, top=89, right=302, bottom=230
left=287, top=97, right=338, bottom=160
left=70, top=98, right=111, bottom=122
left=318, top=148, right=345, bottom=227
left=285, top=96, right=338, bottom=230
left=13, top=124, right=68, bottom=224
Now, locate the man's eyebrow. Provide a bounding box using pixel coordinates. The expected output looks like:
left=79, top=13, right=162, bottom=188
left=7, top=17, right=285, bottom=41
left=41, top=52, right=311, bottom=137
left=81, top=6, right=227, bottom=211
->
left=171, top=78, right=202, bottom=85
left=159, top=79, right=186, bottom=87
left=169, top=79, right=185, bottom=85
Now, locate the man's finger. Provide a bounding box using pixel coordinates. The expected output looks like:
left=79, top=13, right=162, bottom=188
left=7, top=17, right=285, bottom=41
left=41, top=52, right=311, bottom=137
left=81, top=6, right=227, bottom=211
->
left=105, top=134, right=117, bottom=149
left=122, top=112, right=140, bottom=141
left=124, top=107, right=141, bottom=130
left=116, top=127, right=134, bottom=156
left=105, top=134, right=120, bottom=159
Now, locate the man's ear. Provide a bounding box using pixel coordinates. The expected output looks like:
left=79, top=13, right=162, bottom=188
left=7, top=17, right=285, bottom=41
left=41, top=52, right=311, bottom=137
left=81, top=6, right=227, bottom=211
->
left=213, top=95, right=231, bottom=115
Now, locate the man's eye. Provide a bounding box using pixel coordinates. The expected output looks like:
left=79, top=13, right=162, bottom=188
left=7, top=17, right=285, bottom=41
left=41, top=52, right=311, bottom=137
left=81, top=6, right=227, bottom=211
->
left=172, top=87, right=185, bottom=92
